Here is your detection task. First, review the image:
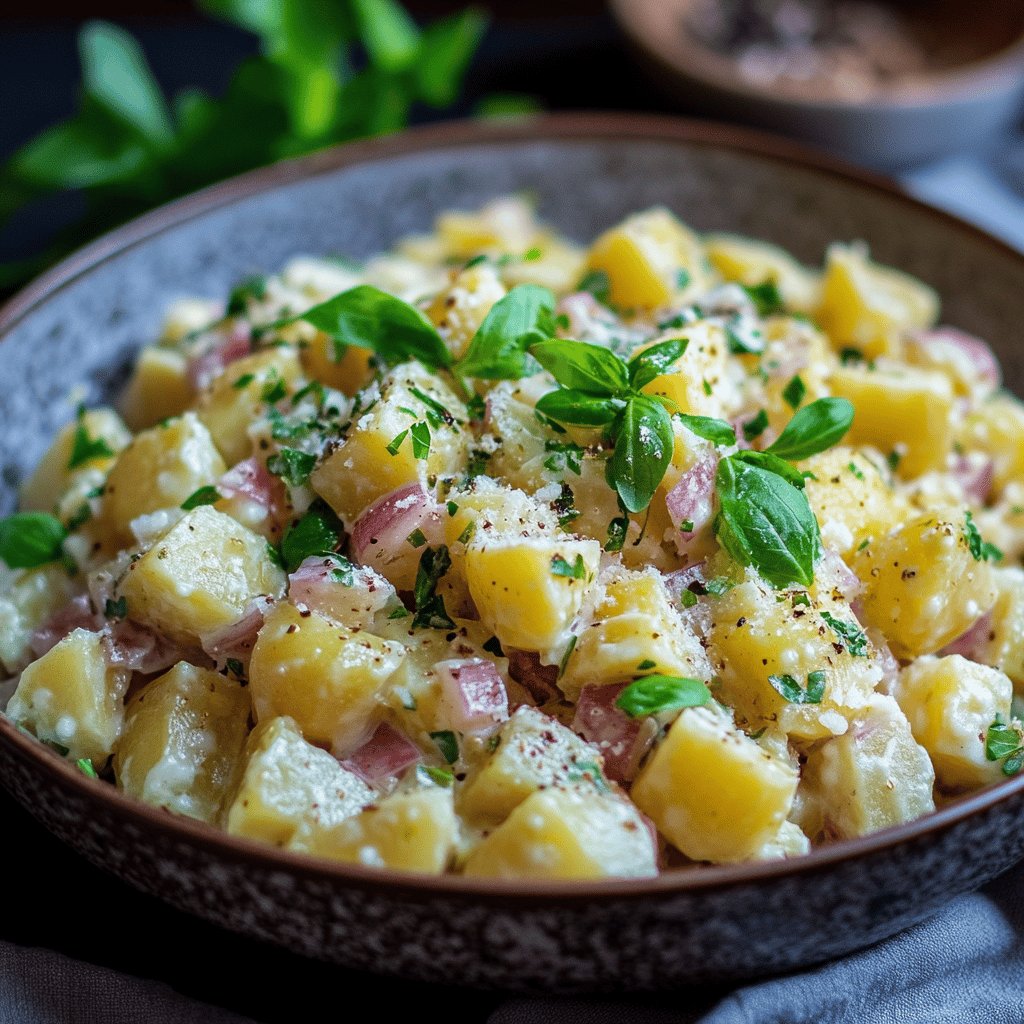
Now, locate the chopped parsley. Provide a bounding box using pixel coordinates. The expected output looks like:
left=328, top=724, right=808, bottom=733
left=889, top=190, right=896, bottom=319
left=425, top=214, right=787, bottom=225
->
left=768, top=670, right=826, bottom=705
left=181, top=485, right=221, bottom=510
left=550, top=553, right=586, bottom=579
left=964, top=511, right=1003, bottom=562
left=820, top=611, right=868, bottom=657
left=67, top=407, right=115, bottom=469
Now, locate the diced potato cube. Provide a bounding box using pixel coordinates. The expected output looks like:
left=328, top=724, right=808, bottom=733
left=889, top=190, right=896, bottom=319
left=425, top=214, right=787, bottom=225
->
left=299, top=334, right=376, bottom=396
left=100, top=412, right=226, bottom=545
left=114, top=661, right=250, bottom=822
left=6, top=628, right=130, bottom=765
left=560, top=567, right=710, bottom=703
left=638, top=321, right=732, bottom=418
left=457, top=706, right=600, bottom=828
left=707, top=572, right=879, bottom=741
left=311, top=362, right=468, bottom=524
left=426, top=263, right=507, bottom=359
left=159, top=298, right=219, bottom=344
left=464, top=535, right=600, bottom=657
left=117, top=506, right=285, bottom=648
left=224, top=716, right=373, bottom=848
left=21, top=408, right=130, bottom=513
left=801, top=446, right=903, bottom=557
left=197, top=347, right=304, bottom=465
left=303, top=787, right=457, bottom=874
left=854, top=513, right=997, bottom=659
left=120, top=347, right=194, bottom=430
left=436, top=196, right=539, bottom=259
left=802, top=694, right=935, bottom=839
left=895, top=654, right=1011, bottom=789
left=249, top=602, right=405, bottom=753
left=817, top=243, right=939, bottom=359
left=0, top=565, right=79, bottom=675
left=463, top=786, right=658, bottom=880
left=960, top=394, right=1024, bottom=493
left=501, top=234, right=585, bottom=294
left=704, top=232, right=821, bottom=313
left=585, top=208, right=712, bottom=309
left=632, top=705, right=798, bottom=863
left=979, top=568, right=1024, bottom=687
left=828, top=363, right=953, bottom=478
left=751, top=820, right=811, bottom=861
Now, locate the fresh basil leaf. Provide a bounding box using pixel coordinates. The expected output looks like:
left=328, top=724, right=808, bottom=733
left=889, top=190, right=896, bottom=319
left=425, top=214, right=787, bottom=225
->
left=181, top=485, right=221, bottom=510
left=267, top=448, right=317, bottom=488
left=410, top=421, right=431, bottom=460
left=530, top=339, right=629, bottom=397
left=352, top=0, right=420, bottom=72
left=535, top=389, right=621, bottom=427
left=415, top=9, right=489, bottom=107
left=413, top=545, right=454, bottom=629
left=730, top=450, right=807, bottom=489
left=457, top=284, right=556, bottom=380
left=80, top=21, right=173, bottom=145
left=615, top=674, right=711, bottom=718
left=628, top=338, right=689, bottom=391
left=714, top=455, right=821, bottom=588
left=765, top=398, right=854, bottom=461
left=287, top=285, right=451, bottom=370
left=676, top=413, right=736, bottom=447
left=741, top=280, right=785, bottom=317
left=782, top=375, right=805, bottom=410
left=610, top=395, right=675, bottom=514
left=0, top=513, right=67, bottom=569
left=280, top=500, right=342, bottom=572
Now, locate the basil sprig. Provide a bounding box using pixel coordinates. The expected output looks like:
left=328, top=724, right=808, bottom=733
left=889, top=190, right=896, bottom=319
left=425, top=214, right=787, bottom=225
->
left=715, top=457, right=822, bottom=588
left=615, top=674, right=712, bottom=718
left=763, top=397, right=854, bottom=461
left=986, top=718, right=1024, bottom=776
left=531, top=338, right=688, bottom=513
left=0, top=512, right=67, bottom=569
left=279, top=499, right=343, bottom=572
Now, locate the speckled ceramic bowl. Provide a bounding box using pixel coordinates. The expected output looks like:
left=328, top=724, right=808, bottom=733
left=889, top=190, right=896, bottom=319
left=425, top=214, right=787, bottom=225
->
left=2, top=115, right=1024, bottom=991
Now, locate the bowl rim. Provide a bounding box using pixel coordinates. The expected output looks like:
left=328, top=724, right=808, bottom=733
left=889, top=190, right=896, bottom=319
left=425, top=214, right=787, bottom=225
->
left=609, top=0, right=1024, bottom=112
left=3, top=111, right=1024, bottom=903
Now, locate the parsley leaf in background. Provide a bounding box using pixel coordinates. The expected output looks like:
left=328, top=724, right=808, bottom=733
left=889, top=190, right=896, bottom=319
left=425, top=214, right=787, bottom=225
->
left=0, top=0, right=498, bottom=291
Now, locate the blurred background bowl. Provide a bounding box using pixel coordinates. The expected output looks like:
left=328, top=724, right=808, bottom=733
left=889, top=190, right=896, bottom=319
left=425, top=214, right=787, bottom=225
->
left=610, top=0, right=1024, bottom=168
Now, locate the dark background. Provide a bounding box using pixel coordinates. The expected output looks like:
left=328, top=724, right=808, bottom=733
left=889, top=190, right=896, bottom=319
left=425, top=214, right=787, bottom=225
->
left=0, top=4, right=676, bottom=1020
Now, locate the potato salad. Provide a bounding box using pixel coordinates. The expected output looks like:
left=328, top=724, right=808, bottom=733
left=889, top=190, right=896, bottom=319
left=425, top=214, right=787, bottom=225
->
left=3, top=197, right=1023, bottom=879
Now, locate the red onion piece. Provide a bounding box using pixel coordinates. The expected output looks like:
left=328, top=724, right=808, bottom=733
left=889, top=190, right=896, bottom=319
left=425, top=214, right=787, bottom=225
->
left=218, top=458, right=287, bottom=518
left=344, top=722, right=420, bottom=782
left=436, top=658, right=509, bottom=734
left=104, top=620, right=182, bottom=675
left=187, top=327, right=252, bottom=391
left=940, top=611, right=995, bottom=662
left=911, top=327, right=1000, bottom=390
left=350, top=484, right=444, bottom=581
left=30, top=595, right=99, bottom=658
left=288, top=556, right=392, bottom=628
left=665, top=454, right=717, bottom=555
left=200, top=595, right=274, bottom=668
left=953, top=453, right=995, bottom=506
left=572, top=682, right=651, bottom=783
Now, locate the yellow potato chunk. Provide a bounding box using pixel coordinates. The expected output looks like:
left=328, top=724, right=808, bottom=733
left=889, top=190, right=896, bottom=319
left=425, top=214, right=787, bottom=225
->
left=960, top=394, right=1024, bottom=494
left=707, top=572, right=879, bottom=741
left=638, top=321, right=732, bottom=418
left=854, top=513, right=997, bottom=659
left=198, top=347, right=304, bottom=464
left=436, top=196, right=539, bottom=260
left=828, top=363, right=953, bottom=478
left=100, top=412, right=226, bottom=545
left=632, top=705, right=798, bottom=863
left=301, top=334, right=375, bottom=397
left=120, top=347, right=194, bottom=430
left=114, top=662, right=250, bottom=822
left=704, top=232, right=821, bottom=313
left=979, top=568, right=1024, bottom=688
left=752, top=820, right=811, bottom=861
left=586, top=208, right=712, bottom=309
left=895, top=654, right=1011, bottom=790
left=463, top=786, right=658, bottom=880
left=802, top=695, right=935, bottom=839
left=304, top=787, right=457, bottom=874
left=501, top=234, right=585, bottom=294
left=224, top=716, right=372, bottom=848
left=426, top=263, right=507, bottom=359
left=6, top=628, right=130, bottom=766
left=817, top=243, right=939, bottom=359
left=801, top=446, right=902, bottom=557
left=117, top=505, right=285, bottom=648
left=0, top=565, right=79, bottom=675
left=464, top=535, right=600, bottom=658
left=458, top=706, right=600, bottom=828
left=311, top=362, right=468, bottom=524
left=21, top=408, right=130, bottom=513
left=560, top=567, right=710, bottom=703
left=249, top=602, right=405, bottom=753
